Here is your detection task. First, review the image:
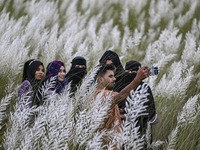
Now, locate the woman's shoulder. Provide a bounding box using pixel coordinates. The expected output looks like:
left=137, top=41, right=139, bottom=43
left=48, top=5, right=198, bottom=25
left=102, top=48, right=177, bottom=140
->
left=20, top=80, right=32, bottom=87
left=18, top=80, right=32, bottom=96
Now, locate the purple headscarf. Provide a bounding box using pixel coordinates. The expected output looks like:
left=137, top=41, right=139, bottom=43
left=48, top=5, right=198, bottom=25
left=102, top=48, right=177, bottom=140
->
left=46, top=60, right=67, bottom=93
left=46, top=61, right=64, bottom=78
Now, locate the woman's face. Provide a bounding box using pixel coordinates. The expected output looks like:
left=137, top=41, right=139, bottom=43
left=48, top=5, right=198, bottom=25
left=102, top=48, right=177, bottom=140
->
left=106, top=60, right=113, bottom=65
left=35, top=65, right=45, bottom=80
left=58, top=66, right=66, bottom=82
left=106, top=60, right=116, bottom=73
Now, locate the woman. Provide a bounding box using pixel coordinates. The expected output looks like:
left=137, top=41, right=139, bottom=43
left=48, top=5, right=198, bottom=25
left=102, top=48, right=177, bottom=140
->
left=46, top=60, right=67, bottom=94
left=18, top=59, right=45, bottom=108
left=65, top=56, right=87, bottom=93
left=99, top=50, right=125, bottom=92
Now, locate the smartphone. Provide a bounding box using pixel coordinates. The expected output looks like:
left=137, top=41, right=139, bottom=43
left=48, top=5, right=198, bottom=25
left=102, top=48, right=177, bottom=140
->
left=145, top=67, right=158, bottom=75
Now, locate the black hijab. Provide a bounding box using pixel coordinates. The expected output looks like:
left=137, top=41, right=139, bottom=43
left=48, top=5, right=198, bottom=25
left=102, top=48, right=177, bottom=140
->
left=116, top=60, right=141, bottom=91
left=123, top=61, right=156, bottom=134
left=66, top=56, right=87, bottom=93
left=125, top=60, right=141, bottom=71
left=99, top=50, right=124, bottom=78
left=118, top=60, right=141, bottom=108
left=22, top=59, right=44, bottom=83
left=99, top=50, right=125, bottom=92
left=22, top=59, right=44, bottom=106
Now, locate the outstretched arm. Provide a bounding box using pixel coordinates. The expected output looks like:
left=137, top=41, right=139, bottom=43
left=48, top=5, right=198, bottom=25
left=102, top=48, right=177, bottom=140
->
left=112, top=66, right=150, bottom=104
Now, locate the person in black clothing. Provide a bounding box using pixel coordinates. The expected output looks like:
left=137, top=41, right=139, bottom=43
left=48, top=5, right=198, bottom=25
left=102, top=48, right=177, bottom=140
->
left=65, top=56, right=87, bottom=93
left=99, top=50, right=125, bottom=92
left=119, top=60, right=158, bottom=147
left=116, top=60, right=142, bottom=93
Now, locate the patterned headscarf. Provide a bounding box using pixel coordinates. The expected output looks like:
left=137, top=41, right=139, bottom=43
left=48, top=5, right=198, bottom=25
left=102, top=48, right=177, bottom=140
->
left=46, top=60, right=67, bottom=94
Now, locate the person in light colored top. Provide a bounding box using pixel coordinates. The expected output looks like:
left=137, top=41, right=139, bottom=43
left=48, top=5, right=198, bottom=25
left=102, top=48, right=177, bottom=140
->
left=94, top=64, right=150, bottom=149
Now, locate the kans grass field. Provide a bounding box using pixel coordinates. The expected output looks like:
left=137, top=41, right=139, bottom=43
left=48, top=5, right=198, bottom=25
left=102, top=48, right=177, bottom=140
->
left=0, top=0, right=200, bottom=149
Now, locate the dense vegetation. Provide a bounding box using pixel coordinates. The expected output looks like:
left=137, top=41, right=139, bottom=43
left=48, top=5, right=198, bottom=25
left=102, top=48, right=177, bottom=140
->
left=0, top=0, right=200, bottom=149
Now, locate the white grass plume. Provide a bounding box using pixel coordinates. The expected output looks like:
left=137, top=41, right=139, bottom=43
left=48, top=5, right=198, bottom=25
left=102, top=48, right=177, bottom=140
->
left=145, top=122, right=164, bottom=149
left=181, top=32, right=200, bottom=66
left=177, top=95, right=200, bottom=126
left=143, top=28, right=181, bottom=68
left=166, top=125, right=180, bottom=150
left=0, top=92, right=14, bottom=130
left=72, top=65, right=99, bottom=111
left=176, top=0, right=198, bottom=27
left=145, top=122, right=152, bottom=148
left=122, top=83, right=149, bottom=150
left=155, top=61, right=194, bottom=99
left=149, top=0, right=174, bottom=27
left=25, top=0, right=59, bottom=27
left=166, top=95, right=200, bottom=150
left=3, top=93, right=36, bottom=149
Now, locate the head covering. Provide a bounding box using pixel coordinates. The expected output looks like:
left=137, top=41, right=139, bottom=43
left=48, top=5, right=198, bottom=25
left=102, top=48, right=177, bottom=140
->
left=114, top=60, right=141, bottom=93
left=125, top=60, right=141, bottom=71
left=22, top=59, right=44, bottom=83
left=99, top=50, right=125, bottom=92
left=66, top=56, right=87, bottom=93
left=99, top=50, right=124, bottom=78
left=46, top=60, right=67, bottom=94
left=99, top=50, right=124, bottom=71
left=46, top=60, right=65, bottom=78
left=71, top=56, right=87, bottom=69
left=22, top=59, right=44, bottom=106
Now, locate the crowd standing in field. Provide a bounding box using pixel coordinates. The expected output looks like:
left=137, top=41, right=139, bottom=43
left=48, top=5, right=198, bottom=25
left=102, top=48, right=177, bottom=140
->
left=18, top=50, right=158, bottom=149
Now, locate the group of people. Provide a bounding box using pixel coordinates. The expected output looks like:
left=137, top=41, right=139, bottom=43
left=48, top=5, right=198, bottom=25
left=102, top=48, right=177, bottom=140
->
left=18, top=50, right=158, bottom=149
left=95, top=50, right=158, bottom=149
left=18, top=56, right=87, bottom=108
